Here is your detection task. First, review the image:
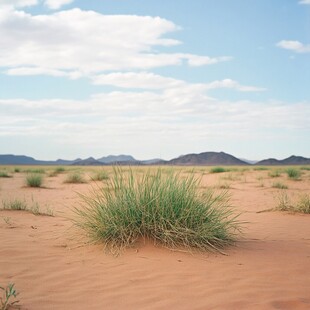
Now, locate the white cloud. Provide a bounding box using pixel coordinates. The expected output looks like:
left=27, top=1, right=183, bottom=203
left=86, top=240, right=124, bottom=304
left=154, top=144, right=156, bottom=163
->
left=276, top=40, right=310, bottom=53
left=44, top=0, right=74, bottom=9
left=0, top=8, right=231, bottom=78
left=299, top=0, right=310, bottom=4
left=92, top=72, right=266, bottom=93
left=0, top=0, right=38, bottom=8
left=205, top=79, right=266, bottom=92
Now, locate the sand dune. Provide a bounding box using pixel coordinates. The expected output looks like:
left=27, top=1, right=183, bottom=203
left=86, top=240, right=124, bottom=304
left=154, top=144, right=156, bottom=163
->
left=1, top=168, right=310, bottom=309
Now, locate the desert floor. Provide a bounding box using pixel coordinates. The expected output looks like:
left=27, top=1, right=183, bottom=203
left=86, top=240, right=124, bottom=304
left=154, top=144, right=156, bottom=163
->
left=0, top=166, right=309, bottom=310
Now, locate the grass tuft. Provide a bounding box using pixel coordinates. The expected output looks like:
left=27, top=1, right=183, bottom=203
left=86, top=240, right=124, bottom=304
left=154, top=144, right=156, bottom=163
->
left=210, top=167, right=227, bottom=173
left=276, top=192, right=310, bottom=214
left=268, top=170, right=281, bottom=178
left=26, top=174, right=43, bottom=187
left=2, top=199, right=27, bottom=211
left=0, top=172, right=11, bottom=178
left=1, top=199, right=54, bottom=216
left=0, top=283, right=20, bottom=310
left=272, top=182, right=288, bottom=189
left=91, top=170, right=109, bottom=181
left=74, top=168, right=241, bottom=253
left=64, top=172, right=86, bottom=184
left=286, top=168, right=301, bottom=180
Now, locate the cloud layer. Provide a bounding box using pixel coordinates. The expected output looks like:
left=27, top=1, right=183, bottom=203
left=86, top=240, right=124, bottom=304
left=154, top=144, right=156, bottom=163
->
left=0, top=8, right=231, bottom=79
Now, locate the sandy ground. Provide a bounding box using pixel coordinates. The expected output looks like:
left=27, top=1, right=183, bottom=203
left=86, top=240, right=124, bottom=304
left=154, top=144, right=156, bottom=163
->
left=0, top=167, right=310, bottom=309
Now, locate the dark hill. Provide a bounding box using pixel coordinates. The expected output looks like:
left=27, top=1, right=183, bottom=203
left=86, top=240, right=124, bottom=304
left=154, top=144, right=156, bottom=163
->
left=256, top=155, right=310, bottom=165
left=167, top=152, right=248, bottom=166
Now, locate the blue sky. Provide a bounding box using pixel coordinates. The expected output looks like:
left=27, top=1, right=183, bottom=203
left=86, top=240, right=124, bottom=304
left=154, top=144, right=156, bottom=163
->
left=0, top=0, right=309, bottom=161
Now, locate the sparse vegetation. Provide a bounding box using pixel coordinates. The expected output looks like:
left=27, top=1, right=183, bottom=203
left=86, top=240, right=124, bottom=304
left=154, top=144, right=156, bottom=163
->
left=26, top=174, right=43, bottom=187
left=74, top=169, right=241, bottom=253
left=2, top=200, right=27, bottom=211
left=13, top=167, right=20, bottom=173
left=272, top=182, right=288, bottom=189
left=0, top=283, right=20, bottom=310
left=253, top=167, right=269, bottom=171
left=0, top=172, right=10, bottom=178
left=268, top=170, right=281, bottom=178
left=24, top=168, right=45, bottom=174
left=210, top=167, right=228, bottom=173
left=1, top=199, right=54, bottom=216
left=64, top=172, right=86, bottom=184
left=91, top=170, right=109, bottom=181
left=286, top=168, right=301, bottom=180
left=276, top=192, right=310, bottom=214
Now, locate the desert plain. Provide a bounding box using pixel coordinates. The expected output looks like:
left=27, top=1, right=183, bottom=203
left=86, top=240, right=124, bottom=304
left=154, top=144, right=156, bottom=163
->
left=0, top=165, right=309, bottom=310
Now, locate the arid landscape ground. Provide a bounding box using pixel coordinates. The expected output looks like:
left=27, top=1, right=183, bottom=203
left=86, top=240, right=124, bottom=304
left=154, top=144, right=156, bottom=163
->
left=1, top=166, right=309, bottom=309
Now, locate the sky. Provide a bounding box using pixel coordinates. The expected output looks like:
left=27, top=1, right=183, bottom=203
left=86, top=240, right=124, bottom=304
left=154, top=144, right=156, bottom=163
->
left=0, top=0, right=309, bottom=161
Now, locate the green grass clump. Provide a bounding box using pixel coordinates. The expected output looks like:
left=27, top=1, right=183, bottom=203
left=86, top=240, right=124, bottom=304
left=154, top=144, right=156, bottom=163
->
left=286, top=168, right=301, bottom=180
left=64, top=172, right=86, bottom=184
left=0, top=283, right=20, bottom=310
left=91, top=170, right=109, bottom=181
left=26, top=174, right=43, bottom=187
left=210, top=167, right=227, bottom=173
left=272, top=182, right=288, bottom=189
left=253, top=167, right=269, bottom=171
left=0, top=172, right=10, bottom=178
left=74, top=169, right=241, bottom=253
left=13, top=167, right=20, bottom=173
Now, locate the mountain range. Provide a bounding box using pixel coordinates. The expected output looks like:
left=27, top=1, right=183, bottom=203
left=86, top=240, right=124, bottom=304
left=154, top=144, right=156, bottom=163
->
left=0, top=152, right=309, bottom=166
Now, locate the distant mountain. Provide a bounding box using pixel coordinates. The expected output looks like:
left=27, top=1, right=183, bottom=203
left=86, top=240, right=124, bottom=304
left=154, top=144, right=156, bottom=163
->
left=167, top=152, right=248, bottom=166
left=72, top=157, right=104, bottom=166
left=1, top=153, right=309, bottom=166
left=256, top=155, right=310, bottom=165
left=97, top=155, right=136, bottom=164
left=0, top=154, right=39, bottom=165
left=0, top=154, right=80, bottom=165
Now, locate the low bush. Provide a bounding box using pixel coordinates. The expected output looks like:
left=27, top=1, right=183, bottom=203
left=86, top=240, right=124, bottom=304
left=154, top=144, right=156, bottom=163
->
left=64, top=172, right=86, bottom=184
left=26, top=174, right=43, bottom=187
left=286, top=168, right=301, bottom=180
left=210, top=167, right=227, bottom=173
left=74, top=169, right=241, bottom=253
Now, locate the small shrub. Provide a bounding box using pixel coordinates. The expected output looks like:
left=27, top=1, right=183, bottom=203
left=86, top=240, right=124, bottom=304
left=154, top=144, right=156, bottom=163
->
left=297, top=194, right=310, bottom=214
left=268, top=170, right=281, bottom=178
left=91, top=170, right=109, bottom=181
left=0, top=283, right=20, bottom=310
left=272, top=182, right=288, bottom=189
left=74, top=169, right=241, bottom=253
left=14, top=167, right=20, bottom=173
left=2, top=199, right=27, bottom=211
left=64, top=172, right=86, bottom=184
left=276, top=191, right=293, bottom=212
left=0, top=172, right=10, bottom=178
left=286, top=168, right=301, bottom=180
left=276, top=192, right=310, bottom=214
left=26, top=174, right=43, bottom=187
left=210, top=167, right=227, bottom=173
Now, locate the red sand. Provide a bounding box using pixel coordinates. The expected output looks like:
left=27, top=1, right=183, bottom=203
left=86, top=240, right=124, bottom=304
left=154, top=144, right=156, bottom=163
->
left=1, top=169, right=309, bottom=309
